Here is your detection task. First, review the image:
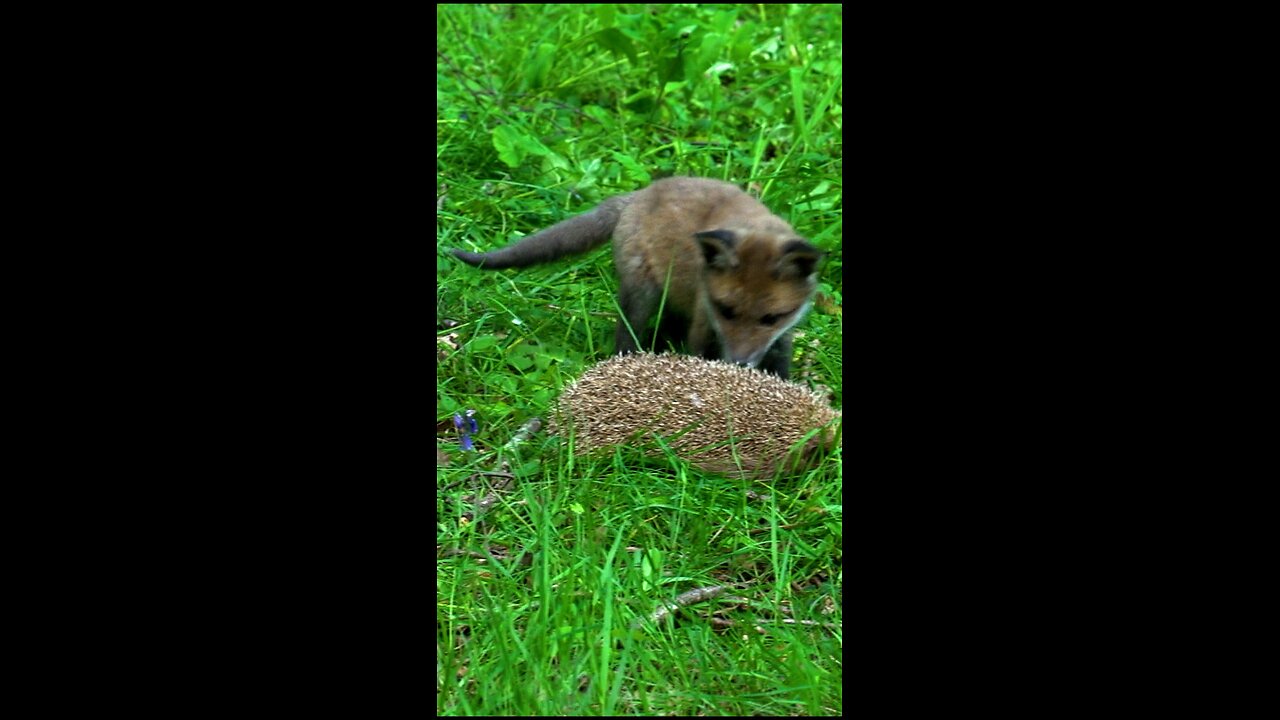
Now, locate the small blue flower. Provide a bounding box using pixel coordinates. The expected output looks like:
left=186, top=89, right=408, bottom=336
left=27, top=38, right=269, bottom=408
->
left=453, top=410, right=478, bottom=451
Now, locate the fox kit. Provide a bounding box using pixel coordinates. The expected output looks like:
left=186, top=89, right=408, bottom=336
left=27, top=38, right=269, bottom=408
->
left=451, top=177, right=823, bottom=378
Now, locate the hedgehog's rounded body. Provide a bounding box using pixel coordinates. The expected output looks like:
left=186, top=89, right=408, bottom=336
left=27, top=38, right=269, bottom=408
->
left=552, top=353, right=841, bottom=478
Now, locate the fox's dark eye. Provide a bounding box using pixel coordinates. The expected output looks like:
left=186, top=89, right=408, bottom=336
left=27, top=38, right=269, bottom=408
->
left=760, top=308, right=796, bottom=326
left=714, top=302, right=736, bottom=320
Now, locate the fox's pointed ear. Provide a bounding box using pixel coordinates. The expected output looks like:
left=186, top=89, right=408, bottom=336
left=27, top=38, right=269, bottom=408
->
left=778, top=239, right=823, bottom=279
left=694, top=230, right=740, bottom=269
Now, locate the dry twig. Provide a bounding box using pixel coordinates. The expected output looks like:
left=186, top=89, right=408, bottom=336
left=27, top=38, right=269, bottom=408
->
left=633, top=581, right=755, bottom=629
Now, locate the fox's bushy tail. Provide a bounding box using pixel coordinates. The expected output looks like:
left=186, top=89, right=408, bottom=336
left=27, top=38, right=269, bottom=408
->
left=451, top=193, right=633, bottom=269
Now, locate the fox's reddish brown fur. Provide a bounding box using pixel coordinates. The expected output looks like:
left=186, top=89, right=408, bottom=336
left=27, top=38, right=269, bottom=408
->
left=451, top=177, right=823, bottom=378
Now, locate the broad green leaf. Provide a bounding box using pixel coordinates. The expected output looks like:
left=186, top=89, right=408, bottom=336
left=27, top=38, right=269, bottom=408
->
left=518, top=132, right=552, bottom=157
left=492, top=125, right=526, bottom=168
left=611, top=151, right=651, bottom=185
left=469, top=335, right=498, bottom=351
left=582, top=105, right=614, bottom=129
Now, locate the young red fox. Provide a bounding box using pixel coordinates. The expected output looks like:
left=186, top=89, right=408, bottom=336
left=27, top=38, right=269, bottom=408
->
left=450, top=177, right=824, bottom=379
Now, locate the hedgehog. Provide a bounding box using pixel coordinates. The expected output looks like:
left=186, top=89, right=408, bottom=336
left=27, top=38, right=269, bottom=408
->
left=551, top=353, right=842, bottom=478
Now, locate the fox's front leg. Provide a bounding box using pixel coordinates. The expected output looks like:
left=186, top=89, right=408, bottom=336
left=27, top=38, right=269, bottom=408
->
left=687, top=306, right=721, bottom=361
left=614, top=283, right=658, bottom=355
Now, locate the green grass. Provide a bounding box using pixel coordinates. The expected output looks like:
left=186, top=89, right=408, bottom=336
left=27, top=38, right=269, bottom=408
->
left=437, top=4, right=842, bottom=716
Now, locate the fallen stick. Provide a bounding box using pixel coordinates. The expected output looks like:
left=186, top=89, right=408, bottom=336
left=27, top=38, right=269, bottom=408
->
left=633, top=582, right=754, bottom=629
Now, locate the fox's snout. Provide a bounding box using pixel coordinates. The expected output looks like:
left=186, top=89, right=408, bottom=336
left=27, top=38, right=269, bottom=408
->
left=723, top=344, right=769, bottom=368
